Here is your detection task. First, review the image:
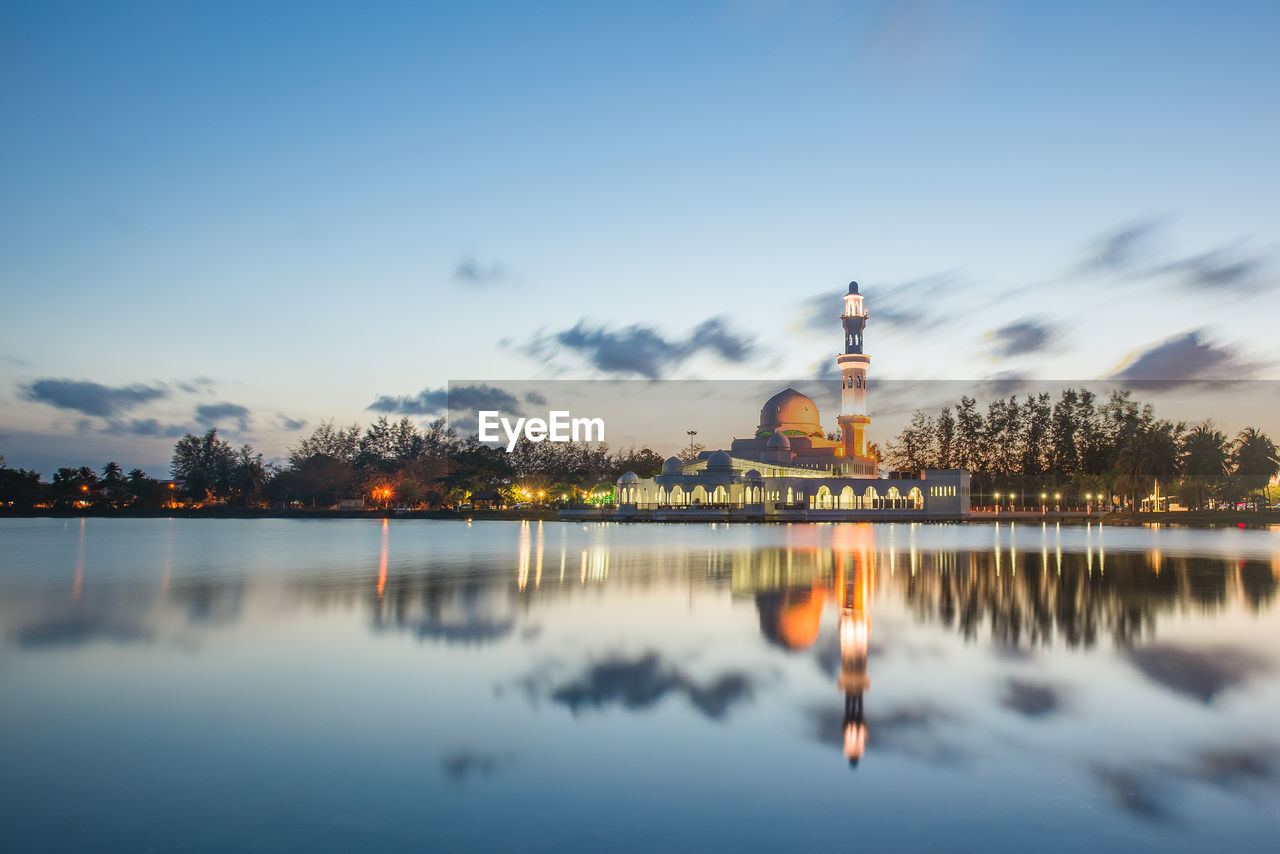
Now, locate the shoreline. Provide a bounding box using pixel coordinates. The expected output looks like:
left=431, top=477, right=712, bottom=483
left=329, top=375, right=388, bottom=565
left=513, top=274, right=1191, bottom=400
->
left=1, top=508, right=1277, bottom=527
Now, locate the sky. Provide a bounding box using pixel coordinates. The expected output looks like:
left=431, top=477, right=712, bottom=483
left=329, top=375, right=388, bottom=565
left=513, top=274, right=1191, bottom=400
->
left=2, top=0, right=1279, bottom=475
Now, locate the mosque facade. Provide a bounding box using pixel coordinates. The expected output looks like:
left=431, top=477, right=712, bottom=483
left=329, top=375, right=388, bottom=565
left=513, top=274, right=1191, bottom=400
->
left=573, top=281, right=970, bottom=521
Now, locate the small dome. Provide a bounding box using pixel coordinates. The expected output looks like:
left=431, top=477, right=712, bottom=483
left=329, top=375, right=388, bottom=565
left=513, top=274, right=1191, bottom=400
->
left=661, top=456, right=683, bottom=475
left=767, top=432, right=791, bottom=449
left=848, top=281, right=859, bottom=294
left=745, top=469, right=763, bottom=480
left=706, top=450, right=732, bottom=471
left=618, top=471, right=639, bottom=484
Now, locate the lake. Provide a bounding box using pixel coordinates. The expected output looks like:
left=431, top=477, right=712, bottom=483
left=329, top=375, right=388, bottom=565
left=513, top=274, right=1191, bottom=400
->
left=1, top=518, right=1277, bottom=852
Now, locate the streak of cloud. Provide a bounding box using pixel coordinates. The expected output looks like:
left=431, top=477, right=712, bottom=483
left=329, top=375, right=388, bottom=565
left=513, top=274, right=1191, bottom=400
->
left=194, top=402, right=251, bottom=431
left=526, top=316, right=755, bottom=379
left=19, top=378, right=168, bottom=417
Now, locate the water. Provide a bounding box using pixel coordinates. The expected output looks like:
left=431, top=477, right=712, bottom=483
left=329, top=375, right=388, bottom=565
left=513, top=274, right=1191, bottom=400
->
left=1, top=518, right=1277, bottom=852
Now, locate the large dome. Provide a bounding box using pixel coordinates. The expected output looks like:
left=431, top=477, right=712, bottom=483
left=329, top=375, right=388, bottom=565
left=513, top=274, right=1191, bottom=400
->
left=758, top=387, right=822, bottom=437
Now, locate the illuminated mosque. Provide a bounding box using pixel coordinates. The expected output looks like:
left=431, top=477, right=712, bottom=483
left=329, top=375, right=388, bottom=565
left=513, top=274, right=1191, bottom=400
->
left=606, top=281, right=971, bottom=521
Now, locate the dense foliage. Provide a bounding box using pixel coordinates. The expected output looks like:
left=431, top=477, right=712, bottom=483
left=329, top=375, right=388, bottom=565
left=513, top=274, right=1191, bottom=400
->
left=0, top=417, right=667, bottom=510
left=882, top=389, right=1278, bottom=508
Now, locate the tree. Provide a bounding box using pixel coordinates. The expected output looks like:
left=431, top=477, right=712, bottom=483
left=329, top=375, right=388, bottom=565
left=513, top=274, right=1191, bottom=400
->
left=1180, top=421, right=1230, bottom=509
left=1232, top=427, right=1278, bottom=506
left=885, top=410, right=934, bottom=472
left=934, top=406, right=956, bottom=469
left=0, top=461, right=44, bottom=508
left=127, top=468, right=169, bottom=508
left=288, top=420, right=359, bottom=467
left=1116, top=419, right=1183, bottom=509
left=171, top=428, right=237, bottom=502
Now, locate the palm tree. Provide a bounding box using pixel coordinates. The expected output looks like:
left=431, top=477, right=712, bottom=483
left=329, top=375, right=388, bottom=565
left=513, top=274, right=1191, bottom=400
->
left=1232, top=427, right=1279, bottom=508
left=1116, top=420, right=1183, bottom=510
left=1180, top=421, right=1230, bottom=509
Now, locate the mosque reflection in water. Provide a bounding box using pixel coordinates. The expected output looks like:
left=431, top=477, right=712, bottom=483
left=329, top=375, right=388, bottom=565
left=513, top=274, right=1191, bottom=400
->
left=355, top=520, right=1278, bottom=767
left=750, top=527, right=876, bottom=765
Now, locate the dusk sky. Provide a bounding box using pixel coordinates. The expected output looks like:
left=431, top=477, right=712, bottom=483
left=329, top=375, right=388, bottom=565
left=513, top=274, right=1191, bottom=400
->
left=3, top=0, right=1279, bottom=475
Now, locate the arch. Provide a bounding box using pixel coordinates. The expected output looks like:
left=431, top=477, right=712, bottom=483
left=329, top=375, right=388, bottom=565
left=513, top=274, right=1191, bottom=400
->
left=907, top=486, right=924, bottom=510
left=711, top=485, right=728, bottom=505
left=817, top=485, right=833, bottom=510
left=863, top=485, right=880, bottom=510
left=670, top=484, right=685, bottom=506
left=840, top=486, right=855, bottom=509
left=786, top=486, right=794, bottom=505
left=691, top=485, right=708, bottom=506
left=886, top=486, right=901, bottom=509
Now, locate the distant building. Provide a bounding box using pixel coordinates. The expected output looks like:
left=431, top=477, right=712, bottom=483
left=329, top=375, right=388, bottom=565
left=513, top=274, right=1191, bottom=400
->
left=567, top=281, right=970, bottom=521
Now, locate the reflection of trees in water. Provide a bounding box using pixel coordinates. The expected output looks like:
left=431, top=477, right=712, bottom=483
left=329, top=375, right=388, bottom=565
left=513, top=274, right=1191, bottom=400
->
left=896, top=551, right=1277, bottom=649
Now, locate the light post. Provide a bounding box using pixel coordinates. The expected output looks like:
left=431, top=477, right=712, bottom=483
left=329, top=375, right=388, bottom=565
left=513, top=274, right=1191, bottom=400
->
left=1041, top=492, right=1047, bottom=515
left=686, top=430, right=698, bottom=459
left=1054, top=492, right=1061, bottom=512
left=1085, top=492, right=1092, bottom=515
left=993, top=492, right=1000, bottom=515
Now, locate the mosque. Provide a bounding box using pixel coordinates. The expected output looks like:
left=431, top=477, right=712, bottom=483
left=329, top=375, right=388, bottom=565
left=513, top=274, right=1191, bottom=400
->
left=572, top=281, right=970, bottom=521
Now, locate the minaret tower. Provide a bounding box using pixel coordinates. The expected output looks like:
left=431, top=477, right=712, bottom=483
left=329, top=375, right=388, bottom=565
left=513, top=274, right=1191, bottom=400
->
left=837, top=281, right=872, bottom=470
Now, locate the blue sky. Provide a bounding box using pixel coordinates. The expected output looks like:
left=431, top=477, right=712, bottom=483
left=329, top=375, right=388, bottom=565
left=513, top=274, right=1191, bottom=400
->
left=3, top=0, right=1279, bottom=474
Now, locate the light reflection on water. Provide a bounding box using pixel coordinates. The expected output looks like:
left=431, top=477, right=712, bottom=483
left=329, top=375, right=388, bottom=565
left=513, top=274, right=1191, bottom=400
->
left=0, top=518, right=1278, bottom=852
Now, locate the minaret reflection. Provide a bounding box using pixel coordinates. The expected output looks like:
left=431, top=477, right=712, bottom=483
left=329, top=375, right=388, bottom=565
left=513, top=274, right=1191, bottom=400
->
left=835, top=527, right=874, bottom=766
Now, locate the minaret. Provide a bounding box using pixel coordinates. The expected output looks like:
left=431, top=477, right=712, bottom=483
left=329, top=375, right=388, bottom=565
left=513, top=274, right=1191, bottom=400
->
left=837, top=281, right=872, bottom=468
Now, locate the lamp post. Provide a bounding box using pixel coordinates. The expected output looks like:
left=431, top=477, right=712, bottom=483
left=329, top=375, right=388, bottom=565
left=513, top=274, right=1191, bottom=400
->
left=993, top=492, right=1000, bottom=515
left=1054, top=492, right=1061, bottom=512
left=1041, top=492, right=1047, bottom=515
left=686, top=430, right=698, bottom=459
left=1085, top=492, right=1092, bottom=515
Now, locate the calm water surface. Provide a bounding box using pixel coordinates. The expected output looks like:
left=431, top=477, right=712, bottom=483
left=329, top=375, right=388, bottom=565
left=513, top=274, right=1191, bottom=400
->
left=1, top=518, right=1278, bottom=852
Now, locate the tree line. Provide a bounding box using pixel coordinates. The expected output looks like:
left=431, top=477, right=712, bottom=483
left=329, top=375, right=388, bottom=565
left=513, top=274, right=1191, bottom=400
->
left=0, top=416, right=667, bottom=510
left=882, top=388, right=1278, bottom=509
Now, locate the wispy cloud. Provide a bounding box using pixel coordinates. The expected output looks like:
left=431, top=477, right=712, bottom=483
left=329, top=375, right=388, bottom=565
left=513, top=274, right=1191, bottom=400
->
left=101, top=418, right=191, bottom=438
left=19, top=378, right=168, bottom=417
left=1109, top=330, right=1261, bottom=389
left=797, top=274, right=958, bottom=336
left=274, top=414, right=308, bottom=432
left=367, top=383, right=523, bottom=417
left=537, top=652, right=756, bottom=720
left=527, top=316, right=755, bottom=379
left=194, top=402, right=251, bottom=431
left=453, top=255, right=507, bottom=286
left=989, top=318, right=1056, bottom=358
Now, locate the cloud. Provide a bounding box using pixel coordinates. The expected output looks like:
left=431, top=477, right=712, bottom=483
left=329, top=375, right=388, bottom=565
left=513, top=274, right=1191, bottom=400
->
left=1156, top=247, right=1273, bottom=294
left=367, top=383, right=523, bottom=419
left=194, top=402, right=251, bottom=431
left=1126, top=644, right=1271, bottom=704
left=528, top=316, right=755, bottom=379
left=989, top=318, right=1056, bottom=358
left=101, top=418, right=191, bottom=438
left=806, top=700, right=968, bottom=766
left=523, top=391, right=547, bottom=406
left=798, top=275, right=957, bottom=337
left=1082, top=219, right=1165, bottom=274
left=544, top=652, right=756, bottom=720
left=274, top=415, right=308, bottom=432
left=1090, top=764, right=1173, bottom=823
left=1109, top=330, right=1260, bottom=389
left=442, top=750, right=511, bottom=783
left=19, top=378, right=168, bottom=417
left=176, top=377, right=215, bottom=394
left=999, top=678, right=1062, bottom=717
left=453, top=256, right=507, bottom=286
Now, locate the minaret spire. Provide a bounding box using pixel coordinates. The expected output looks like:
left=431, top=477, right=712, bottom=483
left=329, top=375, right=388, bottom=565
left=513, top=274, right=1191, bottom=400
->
left=837, top=281, right=873, bottom=472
